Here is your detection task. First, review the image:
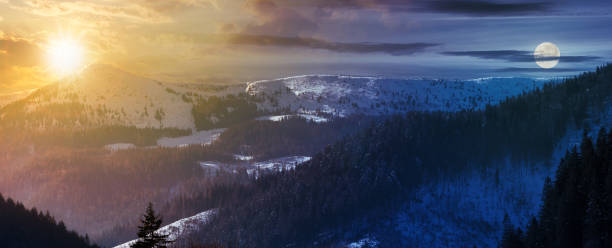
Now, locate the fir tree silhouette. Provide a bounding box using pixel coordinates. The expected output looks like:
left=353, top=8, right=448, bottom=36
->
left=131, top=202, right=172, bottom=248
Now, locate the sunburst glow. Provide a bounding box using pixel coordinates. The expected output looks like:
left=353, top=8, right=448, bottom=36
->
left=46, top=37, right=84, bottom=76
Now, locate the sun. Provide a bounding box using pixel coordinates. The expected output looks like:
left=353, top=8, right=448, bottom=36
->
left=46, top=37, right=84, bottom=76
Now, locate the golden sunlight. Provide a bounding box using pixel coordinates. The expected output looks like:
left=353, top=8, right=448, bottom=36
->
left=46, top=37, right=84, bottom=76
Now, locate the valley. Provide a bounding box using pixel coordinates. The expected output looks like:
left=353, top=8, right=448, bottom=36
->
left=0, top=64, right=609, bottom=247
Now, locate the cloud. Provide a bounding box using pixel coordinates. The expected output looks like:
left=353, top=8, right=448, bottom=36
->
left=217, top=23, right=237, bottom=33
left=496, top=67, right=588, bottom=72
left=13, top=0, right=169, bottom=23
left=10, top=0, right=218, bottom=23
left=244, top=0, right=318, bottom=36
left=134, top=0, right=219, bottom=13
left=257, top=0, right=553, bottom=16
left=442, top=50, right=601, bottom=63
left=222, top=34, right=439, bottom=55
left=0, top=35, right=42, bottom=68
left=425, top=1, right=550, bottom=16
left=0, top=34, right=48, bottom=93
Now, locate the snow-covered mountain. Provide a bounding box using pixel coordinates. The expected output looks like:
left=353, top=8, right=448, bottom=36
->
left=0, top=65, right=557, bottom=146
left=0, top=64, right=243, bottom=130
left=246, top=75, right=554, bottom=117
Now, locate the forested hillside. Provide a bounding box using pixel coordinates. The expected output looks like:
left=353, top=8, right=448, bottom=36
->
left=502, top=128, right=612, bottom=248
left=0, top=194, right=97, bottom=248
left=180, top=64, right=612, bottom=247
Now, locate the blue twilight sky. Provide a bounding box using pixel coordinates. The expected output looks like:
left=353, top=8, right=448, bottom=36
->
left=1, top=0, right=612, bottom=92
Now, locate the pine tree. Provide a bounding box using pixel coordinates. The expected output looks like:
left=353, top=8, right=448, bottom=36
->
left=585, top=128, right=609, bottom=248
left=538, top=176, right=556, bottom=247
left=501, top=214, right=524, bottom=248
left=524, top=217, right=544, bottom=248
left=131, top=202, right=171, bottom=248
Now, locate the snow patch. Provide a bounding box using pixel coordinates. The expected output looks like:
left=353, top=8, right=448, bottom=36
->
left=113, top=209, right=216, bottom=248
left=104, top=143, right=136, bottom=151
left=246, top=75, right=553, bottom=117
left=346, top=237, right=380, bottom=248
left=233, top=154, right=254, bottom=161
left=256, top=114, right=328, bottom=123
left=247, top=156, right=311, bottom=178
left=156, top=129, right=225, bottom=148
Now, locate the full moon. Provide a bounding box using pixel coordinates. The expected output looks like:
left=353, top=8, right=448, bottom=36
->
left=534, top=42, right=560, bottom=69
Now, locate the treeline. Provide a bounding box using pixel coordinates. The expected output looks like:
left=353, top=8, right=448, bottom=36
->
left=96, top=170, right=251, bottom=247
left=96, top=116, right=372, bottom=246
left=0, top=144, right=235, bottom=243
left=191, top=94, right=261, bottom=130
left=0, top=109, right=372, bottom=247
left=182, top=65, right=612, bottom=247
left=29, top=126, right=190, bottom=147
left=501, top=128, right=612, bottom=248
left=213, top=115, right=373, bottom=160
left=0, top=193, right=97, bottom=248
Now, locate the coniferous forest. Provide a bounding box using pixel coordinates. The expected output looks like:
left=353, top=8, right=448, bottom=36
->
left=0, top=194, right=96, bottom=248
left=502, top=128, right=612, bottom=248
left=176, top=66, right=612, bottom=247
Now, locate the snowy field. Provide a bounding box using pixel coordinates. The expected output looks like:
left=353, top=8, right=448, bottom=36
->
left=247, top=156, right=312, bottom=178
left=198, top=156, right=312, bottom=178
left=256, top=114, right=328, bottom=123
left=156, top=129, right=225, bottom=148
left=104, top=143, right=136, bottom=151
left=102, top=129, right=225, bottom=150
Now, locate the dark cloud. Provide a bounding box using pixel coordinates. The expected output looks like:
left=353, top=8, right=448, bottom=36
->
left=558, top=56, right=603, bottom=62
left=224, top=34, right=439, bottom=55
left=425, top=1, right=550, bottom=15
left=261, top=0, right=554, bottom=16
left=244, top=0, right=318, bottom=36
left=442, top=50, right=601, bottom=63
left=497, top=67, right=588, bottom=72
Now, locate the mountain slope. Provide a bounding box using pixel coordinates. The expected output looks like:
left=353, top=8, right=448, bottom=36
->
left=502, top=129, right=612, bottom=248
left=0, top=64, right=244, bottom=131
left=1, top=66, right=552, bottom=134
left=0, top=193, right=97, bottom=248
left=246, top=75, right=553, bottom=116
left=179, top=64, right=612, bottom=247
left=114, top=209, right=216, bottom=248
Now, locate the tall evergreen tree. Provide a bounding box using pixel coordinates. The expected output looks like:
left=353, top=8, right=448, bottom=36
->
left=0, top=193, right=97, bottom=248
left=131, top=202, right=171, bottom=248
left=501, top=214, right=525, bottom=248
left=505, top=128, right=612, bottom=248
left=524, top=217, right=544, bottom=248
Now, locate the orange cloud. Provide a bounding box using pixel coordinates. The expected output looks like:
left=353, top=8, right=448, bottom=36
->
left=0, top=34, right=42, bottom=68
left=0, top=34, right=50, bottom=94
left=9, top=0, right=218, bottom=24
